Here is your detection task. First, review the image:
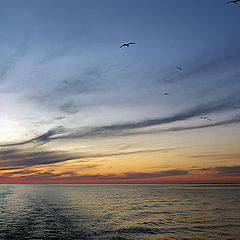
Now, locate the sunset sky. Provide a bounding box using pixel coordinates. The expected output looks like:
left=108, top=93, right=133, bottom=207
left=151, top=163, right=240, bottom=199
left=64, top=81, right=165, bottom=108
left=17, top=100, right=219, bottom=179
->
left=0, top=0, right=239, bottom=183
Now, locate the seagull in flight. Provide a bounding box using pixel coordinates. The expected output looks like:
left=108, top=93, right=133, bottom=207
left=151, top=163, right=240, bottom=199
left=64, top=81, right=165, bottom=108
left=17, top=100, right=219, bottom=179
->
left=201, top=116, right=212, bottom=121
left=120, top=42, right=136, bottom=48
left=227, top=0, right=240, bottom=4
left=176, top=66, right=184, bottom=71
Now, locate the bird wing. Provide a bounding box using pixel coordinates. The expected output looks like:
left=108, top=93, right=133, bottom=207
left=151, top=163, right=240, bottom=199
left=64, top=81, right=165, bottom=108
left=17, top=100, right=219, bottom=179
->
left=129, top=42, right=136, bottom=45
left=120, top=44, right=127, bottom=48
left=177, top=67, right=183, bottom=70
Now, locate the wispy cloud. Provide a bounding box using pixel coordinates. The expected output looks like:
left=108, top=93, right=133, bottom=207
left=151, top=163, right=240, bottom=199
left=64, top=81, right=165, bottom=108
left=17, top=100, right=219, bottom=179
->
left=1, top=96, right=239, bottom=148
left=0, top=126, right=65, bottom=147
left=198, top=165, right=240, bottom=177
left=87, top=98, right=240, bottom=133
left=0, top=169, right=76, bottom=180
left=191, top=153, right=240, bottom=160
left=165, top=51, right=240, bottom=84
left=0, top=39, right=28, bottom=83
left=0, top=169, right=189, bottom=181
left=0, top=147, right=177, bottom=168
left=164, top=117, right=240, bottom=132
left=0, top=148, right=82, bottom=168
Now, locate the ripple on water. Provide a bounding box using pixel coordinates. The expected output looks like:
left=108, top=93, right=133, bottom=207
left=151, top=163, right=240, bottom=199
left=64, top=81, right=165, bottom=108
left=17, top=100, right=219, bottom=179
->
left=0, top=184, right=239, bottom=240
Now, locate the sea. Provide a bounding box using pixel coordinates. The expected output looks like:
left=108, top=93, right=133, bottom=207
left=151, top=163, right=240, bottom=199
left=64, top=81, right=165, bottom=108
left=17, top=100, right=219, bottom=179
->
left=0, top=184, right=239, bottom=240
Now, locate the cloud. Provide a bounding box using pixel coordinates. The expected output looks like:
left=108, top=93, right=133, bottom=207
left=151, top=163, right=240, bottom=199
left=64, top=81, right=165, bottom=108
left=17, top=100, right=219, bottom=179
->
left=55, top=96, right=240, bottom=139
left=1, top=96, right=239, bottom=148
left=0, top=169, right=76, bottom=180
left=0, top=169, right=189, bottom=181
left=164, top=117, right=240, bottom=132
left=0, top=56, right=15, bottom=83
left=213, top=166, right=240, bottom=176
left=63, top=169, right=188, bottom=181
left=0, top=147, right=177, bottom=168
left=114, top=170, right=189, bottom=180
left=0, top=40, right=28, bottom=83
left=59, top=100, right=78, bottom=114
left=27, top=65, right=111, bottom=115
left=2, top=169, right=38, bottom=176
left=198, top=165, right=240, bottom=177
left=165, top=51, right=240, bottom=84
left=191, top=153, right=240, bottom=160
left=0, top=167, right=24, bottom=171
left=0, top=126, right=65, bottom=147
left=0, top=148, right=83, bottom=168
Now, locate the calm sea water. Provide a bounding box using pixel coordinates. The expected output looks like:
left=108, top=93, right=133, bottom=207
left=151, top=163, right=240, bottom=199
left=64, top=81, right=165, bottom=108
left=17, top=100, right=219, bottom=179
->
left=0, top=184, right=239, bottom=240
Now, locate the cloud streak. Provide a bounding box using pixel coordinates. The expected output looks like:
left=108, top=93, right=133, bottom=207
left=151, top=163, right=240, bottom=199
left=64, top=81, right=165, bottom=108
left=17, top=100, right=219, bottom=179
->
left=198, top=165, right=240, bottom=177
left=0, top=126, right=65, bottom=147
left=191, top=153, right=240, bottom=160
left=0, top=148, right=82, bottom=168
left=164, top=117, right=240, bottom=132
left=0, top=147, right=177, bottom=168
left=0, top=169, right=189, bottom=181
left=165, top=51, right=240, bottom=84
left=1, top=96, right=239, bottom=148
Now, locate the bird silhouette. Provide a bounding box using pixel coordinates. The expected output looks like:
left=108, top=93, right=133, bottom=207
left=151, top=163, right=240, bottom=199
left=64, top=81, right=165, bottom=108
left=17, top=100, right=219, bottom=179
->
left=164, top=92, right=169, bottom=96
left=227, top=0, right=240, bottom=4
left=120, top=42, right=136, bottom=48
left=176, top=66, right=184, bottom=71
left=201, top=116, right=212, bottom=121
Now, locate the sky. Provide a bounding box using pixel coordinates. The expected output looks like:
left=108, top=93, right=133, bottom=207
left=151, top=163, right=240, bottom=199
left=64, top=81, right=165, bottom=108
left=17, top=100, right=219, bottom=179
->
left=0, top=0, right=239, bottom=183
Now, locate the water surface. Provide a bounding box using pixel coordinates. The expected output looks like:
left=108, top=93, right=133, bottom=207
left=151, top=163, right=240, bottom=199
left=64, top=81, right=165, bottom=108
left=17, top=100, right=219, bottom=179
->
left=0, top=184, right=239, bottom=239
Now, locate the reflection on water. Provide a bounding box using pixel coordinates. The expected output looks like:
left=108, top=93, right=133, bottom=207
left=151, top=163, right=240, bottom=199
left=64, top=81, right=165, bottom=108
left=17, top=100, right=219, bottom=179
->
left=0, top=184, right=239, bottom=239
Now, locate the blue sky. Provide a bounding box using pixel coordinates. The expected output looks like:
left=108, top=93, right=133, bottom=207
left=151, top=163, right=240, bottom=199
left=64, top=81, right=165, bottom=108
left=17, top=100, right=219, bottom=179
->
left=0, top=0, right=239, bottom=183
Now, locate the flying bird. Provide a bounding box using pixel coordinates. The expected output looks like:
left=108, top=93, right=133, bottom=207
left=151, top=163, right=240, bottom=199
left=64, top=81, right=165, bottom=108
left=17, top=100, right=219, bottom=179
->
left=164, top=92, right=169, bottom=96
left=120, top=42, right=136, bottom=48
left=176, top=66, right=184, bottom=71
left=201, top=116, right=212, bottom=121
left=227, top=0, right=240, bottom=4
